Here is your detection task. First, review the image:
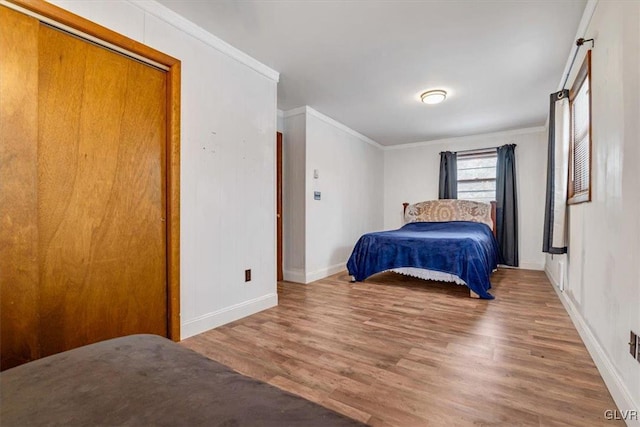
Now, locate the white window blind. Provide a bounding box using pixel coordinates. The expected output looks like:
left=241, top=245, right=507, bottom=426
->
left=457, top=151, right=497, bottom=203
left=568, top=50, right=592, bottom=204
left=570, top=76, right=590, bottom=198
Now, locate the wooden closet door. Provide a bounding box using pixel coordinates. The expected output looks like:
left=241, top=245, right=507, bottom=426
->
left=0, top=5, right=41, bottom=368
left=37, top=24, right=168, bottom=357
left=0, top=4, right=169, bottom=368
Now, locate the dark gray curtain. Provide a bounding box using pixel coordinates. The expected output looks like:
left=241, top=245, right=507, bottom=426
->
left=543, top=90, right=569, bottom=254
left=496, top=144, right=518, bottom=266
left=438, top=151, right=457, bottom=199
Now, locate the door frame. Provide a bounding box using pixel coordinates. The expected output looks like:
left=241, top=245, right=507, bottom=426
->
left=6, top=0, right=182, bottom=340
left=276, top=132, right=283, bottom=281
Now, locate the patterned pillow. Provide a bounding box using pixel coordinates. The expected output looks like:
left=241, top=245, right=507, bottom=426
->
left=405, top=199, right=493, bottom=229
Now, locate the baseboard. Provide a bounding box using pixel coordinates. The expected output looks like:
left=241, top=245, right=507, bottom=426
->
left=517, top=261, right=545, bottom=271
left=497, top=262, right=545, bottom=271
left=181, top=293, right=278, bottom=340
left=545, top=269, right=640, bottom=426
left=283, top=268, right=306, bottom=284
left=544, top=261, right=565, bottom=291
left=305, top=262, right=346, bottom=283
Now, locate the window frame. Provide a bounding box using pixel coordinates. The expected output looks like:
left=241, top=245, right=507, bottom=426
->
left=456, top=149, right=498, bottom=203
left=567, top=50, right=592, bottom=205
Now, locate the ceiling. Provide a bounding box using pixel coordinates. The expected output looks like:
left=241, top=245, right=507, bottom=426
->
left=157, top=0, right=586, bottom=146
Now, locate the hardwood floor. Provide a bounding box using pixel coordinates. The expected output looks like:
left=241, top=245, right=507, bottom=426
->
left=182, top=269, right=621, bottom=426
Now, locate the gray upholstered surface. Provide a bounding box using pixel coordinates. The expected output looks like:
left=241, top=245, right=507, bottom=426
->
left=0, top=334, right=365, bottom=427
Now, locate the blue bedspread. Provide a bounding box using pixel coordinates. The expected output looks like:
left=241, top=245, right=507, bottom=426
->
left=346, top=221, right=499, bottom=299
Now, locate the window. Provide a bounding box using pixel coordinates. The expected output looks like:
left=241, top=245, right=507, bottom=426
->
left=568, top=50, right=592, bottom=204
left=456, top=149, right=497, bottom=203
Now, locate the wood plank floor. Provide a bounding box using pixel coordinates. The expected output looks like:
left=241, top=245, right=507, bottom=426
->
left=182, top=269, right=621, bottom=426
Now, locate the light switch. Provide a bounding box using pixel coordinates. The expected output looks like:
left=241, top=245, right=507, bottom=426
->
left=313, top=169, right=319, bottom=179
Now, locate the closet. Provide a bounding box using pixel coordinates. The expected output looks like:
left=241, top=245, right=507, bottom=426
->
left=0, top=1, right=180, bottom=370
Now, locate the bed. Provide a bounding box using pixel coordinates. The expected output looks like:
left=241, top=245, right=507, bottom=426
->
left=346, top=199, right=499, bottom=299
left=0, top=334, right=364, bottom=427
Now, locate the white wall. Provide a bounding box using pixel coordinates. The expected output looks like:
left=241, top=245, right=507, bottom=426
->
left=282, top=107, right=384, bottom=283
left=384, top=127, right=547, bottom=270
left=282, top=113, right=306, bottom=283
left=545, top=0, right=640, bottom=418
left=50, top=0, right=280, bottom=339
left=277, top=110, right=285, bottom=133
left=305, top=110, right=384, bottom=282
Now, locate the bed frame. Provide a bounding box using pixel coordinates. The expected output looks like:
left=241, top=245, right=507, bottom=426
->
left=399, top=200, right=497, bottom=298
left=403, top=200, right=497, bottom=236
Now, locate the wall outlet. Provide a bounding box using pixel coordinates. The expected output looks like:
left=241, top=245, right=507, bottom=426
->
left=630, top=331, right=637, bottom=360
left=245, top=269, right=251, bottom=282
left=314, top=191, right=321, bottom=200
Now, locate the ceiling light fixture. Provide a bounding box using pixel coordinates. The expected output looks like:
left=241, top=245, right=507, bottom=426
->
left=420, top=90, right=447, bottom=105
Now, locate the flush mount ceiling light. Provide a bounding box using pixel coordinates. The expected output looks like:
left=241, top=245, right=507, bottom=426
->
left=420, top=90, right=447, bottom=105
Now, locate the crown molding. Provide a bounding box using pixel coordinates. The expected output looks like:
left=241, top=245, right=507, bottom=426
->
left=282, top=107, right=544, bottom=152
left=305, top=107, right=384, bottom=150
left=383, top=126, right=546, bottom=151
left=130, top=0, right=279, bottom=82
left=282, top=106, right=383, bottom=150
left=282, top=106, right=307, bottom=118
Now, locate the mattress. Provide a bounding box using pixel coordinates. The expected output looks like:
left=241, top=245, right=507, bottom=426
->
left=347, top=221, right=499, bottom=299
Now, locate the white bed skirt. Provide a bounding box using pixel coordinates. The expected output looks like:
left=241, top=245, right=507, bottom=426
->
left=387, top=267, right=467, bottom=285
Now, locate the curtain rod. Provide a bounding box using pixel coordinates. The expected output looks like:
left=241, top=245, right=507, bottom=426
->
left=456, top=147, right=498, bottom=155
left=455, top=144, right=518, bottom=156
left=561, top=38, right=594, bottom=90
